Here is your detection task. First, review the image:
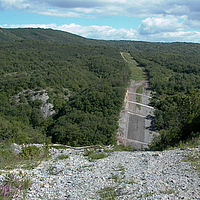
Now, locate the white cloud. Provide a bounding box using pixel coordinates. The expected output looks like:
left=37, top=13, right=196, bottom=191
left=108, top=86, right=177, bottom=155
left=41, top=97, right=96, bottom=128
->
left=138, top=17, right=183, bottom=35
left=56, top=23, right=137, bottom=40
left=183, top=18, right=200, bottom=30
left=0, top=23, right=138, bottom=40
left=1, top=0, right=200, bottom=43
left=1, top=23, right=200, bottom=43
left=37, top=9, right=87, bottom=18
left=1, top=0, right=200, bottom=23
left=0, top=0, right=30, bottom=9
left=1, top=23, right=57, bottom=29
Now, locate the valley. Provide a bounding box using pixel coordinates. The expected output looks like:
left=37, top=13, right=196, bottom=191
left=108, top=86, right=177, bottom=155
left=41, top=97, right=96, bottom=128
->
left=0, top=28, right=200, bottom=200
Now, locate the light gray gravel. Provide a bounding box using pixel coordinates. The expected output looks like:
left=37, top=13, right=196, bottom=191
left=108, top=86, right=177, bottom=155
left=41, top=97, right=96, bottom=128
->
left=23, top=146, right=200, bottom=200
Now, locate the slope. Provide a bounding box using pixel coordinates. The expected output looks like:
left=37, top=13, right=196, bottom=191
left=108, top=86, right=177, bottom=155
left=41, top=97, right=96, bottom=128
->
left=0, top=39, right=130, bottom=145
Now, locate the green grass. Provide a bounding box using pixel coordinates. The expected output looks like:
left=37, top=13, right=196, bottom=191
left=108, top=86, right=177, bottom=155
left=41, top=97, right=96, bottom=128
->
left=104, top=145, right=135, bottom=153
left=122, top=52, right=145, bottom=81
left=84, top=149, right=108, bottom=161
left=56, top=154, right=69, bottom=160
left=182, top=151, right=200, bottom=171
left=98, top=185, right=129, bottom=200
left=136, top=86, right=143, bottom=94
left=98, top=163, right=131, bottom=199
left=137, top=192, right=155, bottom=199
left=160, top=189, right=176, bottom=194
left=0, top=143, right=51, bottom=199
left=47, top=165, right=63, bottom=175
left=114, top=163, right=125, bottom=175
left=0, top=143, right=49, bottom=170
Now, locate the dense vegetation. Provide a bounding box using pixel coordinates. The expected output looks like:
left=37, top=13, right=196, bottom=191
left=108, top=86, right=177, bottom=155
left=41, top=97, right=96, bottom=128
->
left=128, top=43, right=200, bottom=149
left=0, top=36, right=130, bottom=146
left=0, top=28, right=200, bottom=149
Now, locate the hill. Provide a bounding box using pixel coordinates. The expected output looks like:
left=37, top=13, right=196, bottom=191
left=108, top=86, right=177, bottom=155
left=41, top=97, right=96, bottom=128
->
left=0, top=28, right=98, bottom=45
left=0, top=33, right=130, bottom=146
left=0, top=28, right=200, bottom=149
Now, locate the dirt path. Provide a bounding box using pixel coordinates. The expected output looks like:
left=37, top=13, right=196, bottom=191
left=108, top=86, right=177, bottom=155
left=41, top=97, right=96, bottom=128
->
left=117, top=54, right=157, bottom=149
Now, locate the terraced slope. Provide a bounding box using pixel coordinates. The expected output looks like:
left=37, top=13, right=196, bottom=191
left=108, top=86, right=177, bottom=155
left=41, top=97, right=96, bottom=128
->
left=117, top=53, right=158, bottom=149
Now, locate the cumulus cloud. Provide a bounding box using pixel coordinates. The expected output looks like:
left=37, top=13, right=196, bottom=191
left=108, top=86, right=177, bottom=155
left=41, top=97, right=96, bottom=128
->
left=1, top=0, right=200, bottom=22
left=57, top=23, right=137, bottom=40
left=1, top=23, right=57, bottom=29
left=0, top=0, right=30, bottom=9
left=138, top=17, right=183, bottom=35
left=0, top=23, right=138, bottom=40
left=45, top=0, right=105, bottom=9
left=37, top=9, right=87, bottom=18
left=1, top=23, right=200, bottom=43
left=1, top=0, right=200, bottom=42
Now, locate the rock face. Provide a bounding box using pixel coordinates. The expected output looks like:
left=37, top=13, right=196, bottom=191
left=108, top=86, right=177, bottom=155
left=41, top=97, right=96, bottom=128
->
left=13, top=90, right=55, bottom=118
left=32, top=90, right=55, bottom=118
left=22, top=146, right=200, bottom=200
left=10, top=143, right=22, bottom=155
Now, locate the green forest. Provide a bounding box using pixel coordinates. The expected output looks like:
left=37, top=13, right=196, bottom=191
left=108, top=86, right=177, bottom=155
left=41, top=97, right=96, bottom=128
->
left=0, top=35, right=130, bottom=146
left=128, top=42, right=200, bottom=149
left=0, top=28, right=200, bottom=149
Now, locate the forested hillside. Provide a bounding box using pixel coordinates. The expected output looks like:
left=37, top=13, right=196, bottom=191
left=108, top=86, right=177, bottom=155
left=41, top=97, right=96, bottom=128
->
left=0, top=28, right=200, bottom=149
left=0, top=38, right=130, bottom=146
left=128, top=43, right=200, bottom=149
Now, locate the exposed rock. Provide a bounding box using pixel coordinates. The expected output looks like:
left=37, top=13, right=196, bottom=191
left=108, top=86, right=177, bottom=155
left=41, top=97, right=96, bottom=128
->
left=13, top=146, right=200, bottom=200
left=10, top=143, right=22, bottom=155
left=1, top=145, right=200, bottom=200
left=12, top=89, right=55, bottom=118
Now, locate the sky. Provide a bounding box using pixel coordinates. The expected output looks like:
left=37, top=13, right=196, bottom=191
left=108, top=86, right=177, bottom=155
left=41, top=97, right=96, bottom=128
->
left=1, top=0, right=200, bottom=43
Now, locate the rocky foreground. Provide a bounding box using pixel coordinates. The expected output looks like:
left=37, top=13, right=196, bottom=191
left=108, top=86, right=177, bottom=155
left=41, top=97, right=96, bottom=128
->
left=18, top=146, right=200, bottom=200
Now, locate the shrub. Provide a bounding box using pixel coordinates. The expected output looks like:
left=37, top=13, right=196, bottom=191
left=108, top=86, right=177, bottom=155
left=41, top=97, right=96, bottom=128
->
left=20, top=146, right=41, bottom=160
left=0, top=170, right=31, bottom=199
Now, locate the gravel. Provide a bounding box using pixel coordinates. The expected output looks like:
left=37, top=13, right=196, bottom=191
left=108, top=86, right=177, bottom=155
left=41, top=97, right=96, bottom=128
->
left=21, top=146, right=200, bottom=200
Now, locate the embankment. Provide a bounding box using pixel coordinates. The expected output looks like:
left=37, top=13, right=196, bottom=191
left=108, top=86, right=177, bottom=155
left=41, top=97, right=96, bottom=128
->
left=117, top=53, right=158, bottom=149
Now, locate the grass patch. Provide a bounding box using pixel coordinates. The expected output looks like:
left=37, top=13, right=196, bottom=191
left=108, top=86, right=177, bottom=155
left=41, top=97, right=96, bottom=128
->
left=84, top=149, right=108, bottom=161
left=178, top=136, right=200, bottom=148
left=114, top=163, right=125, bottom=175
left=77, top=164, right=94, bottom=172
left=122, top=52, right=145, bottom=81
left=104, top=145, right=135, bottom=153
left=0, top=143, right=50, bottom=170
left=125, top=178, right=136, bottom=184
left=56, top=154, right=69, bottom=160
left=98, top=162, right=133, bottom=199
left=47, top=165, right=63, bottom=175
left=137, top=192, right=155, bottom=199
left=136, top=86, right=143, bottom=110
left=160, top=189, right=176, bottom=194
left=182, top=151, right=200, bottom=171
left=98, top=186, right=129, bottom=200
left=136, top=86, right=143, bottom=94
left=136, top=95, right=142, bottom=110
left=109, top=174, right=120, bottom=183
left=136, top=95, right=142, bottom=103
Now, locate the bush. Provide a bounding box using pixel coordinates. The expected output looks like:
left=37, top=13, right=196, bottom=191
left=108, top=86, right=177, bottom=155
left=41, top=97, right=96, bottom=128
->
left=0, top=170, right=31, bottom=199
left=20, top=146, right=41, bottom=160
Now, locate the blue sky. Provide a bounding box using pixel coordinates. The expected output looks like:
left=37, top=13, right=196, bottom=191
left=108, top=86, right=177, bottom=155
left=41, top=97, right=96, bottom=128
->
left=1, top=0, right=200, bottom=43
